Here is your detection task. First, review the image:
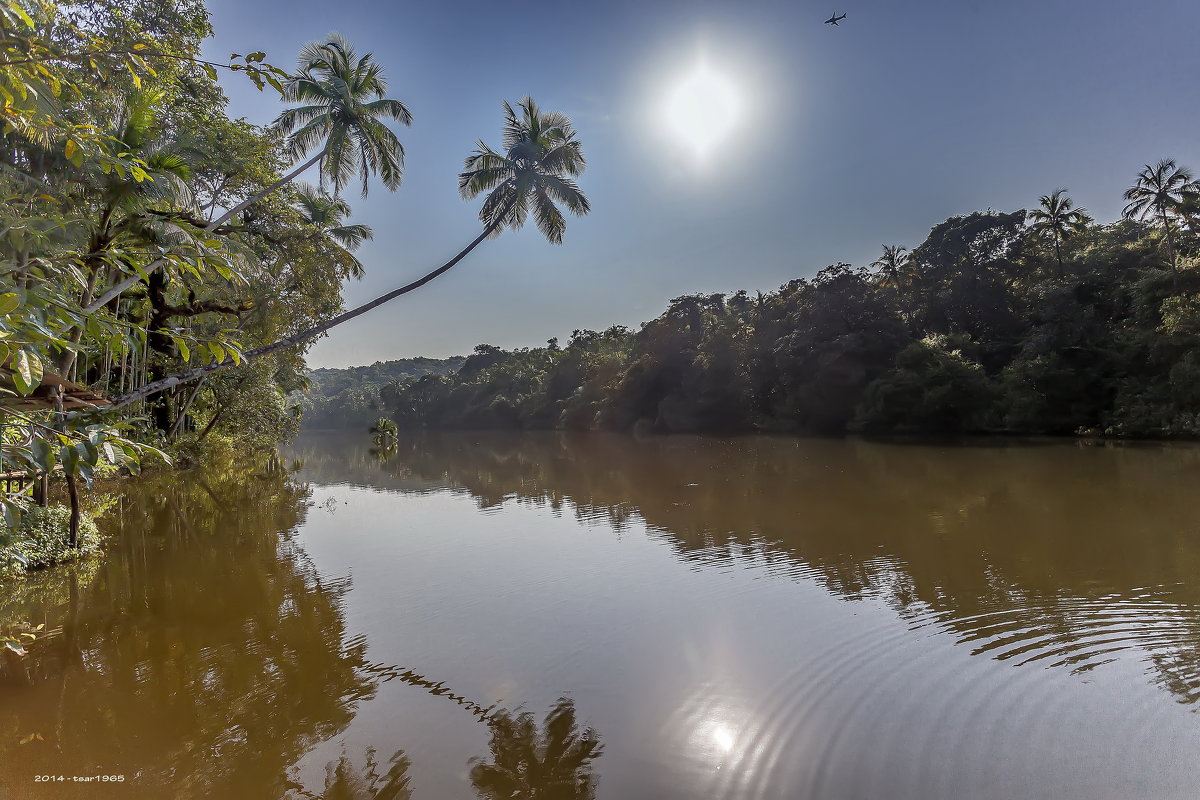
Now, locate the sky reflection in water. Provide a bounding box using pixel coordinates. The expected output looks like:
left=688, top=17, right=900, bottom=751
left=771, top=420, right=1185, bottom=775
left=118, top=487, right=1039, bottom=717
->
left=4, top=432, right=1200, bottom=798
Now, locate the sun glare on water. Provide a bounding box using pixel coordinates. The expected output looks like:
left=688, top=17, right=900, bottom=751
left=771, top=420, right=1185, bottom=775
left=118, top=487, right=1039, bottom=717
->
left=663, top=57, right=742, bottom=161
left=712, top=724, right=736, bottom=753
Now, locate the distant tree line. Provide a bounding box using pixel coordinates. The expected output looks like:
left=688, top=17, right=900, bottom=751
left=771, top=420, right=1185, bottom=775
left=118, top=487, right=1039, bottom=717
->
left=378, top=169, right=1200, bottom=438
left=296, top=357, right=462, bottom=429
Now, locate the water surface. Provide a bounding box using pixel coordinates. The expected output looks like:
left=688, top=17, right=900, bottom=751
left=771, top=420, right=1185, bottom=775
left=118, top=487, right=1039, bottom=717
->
left=3, top=432, right=1200, bottom=798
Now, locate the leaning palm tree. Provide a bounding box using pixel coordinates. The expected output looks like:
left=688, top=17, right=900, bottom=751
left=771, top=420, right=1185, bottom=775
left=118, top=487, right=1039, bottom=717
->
left=106, top=96, right=590, bottom=409
left=459, top=96, right=590, bottom=244
left=274, top=34, right=411, bottom=197
left=85, top=34, right=411, bottom=313
left=1122, top=159, right=1200, bottom=274
left=1028, top=189, right=1091, bottom=277
left=294, top=183, right=373, bottom=279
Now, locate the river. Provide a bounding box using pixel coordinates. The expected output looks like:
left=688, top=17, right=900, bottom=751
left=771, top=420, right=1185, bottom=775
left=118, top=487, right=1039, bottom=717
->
left=2, top=431, right=1199, bottom=798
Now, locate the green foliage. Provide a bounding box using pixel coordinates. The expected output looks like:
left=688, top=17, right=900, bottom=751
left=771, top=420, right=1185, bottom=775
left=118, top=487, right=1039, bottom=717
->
left=295, top=357, right=463, bottom=429
left=0, top=1, right=389, bottom=521
left=460, top=96, right=589, bottom=243
left=853, top=336, right=994, bottom=434
left=369, top=417, right=397, bottom=438
left=2, top=1, right=590, bottom=522
left=379, top=199, right=1200, bottom=439
left=0, top=505, right=99, bottom=576
left=273, top=34, right=412, bottom=196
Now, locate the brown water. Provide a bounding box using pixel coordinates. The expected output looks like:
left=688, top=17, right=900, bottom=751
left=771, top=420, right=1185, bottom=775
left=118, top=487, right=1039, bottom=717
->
left=3, top=432, right=1200, bottom=799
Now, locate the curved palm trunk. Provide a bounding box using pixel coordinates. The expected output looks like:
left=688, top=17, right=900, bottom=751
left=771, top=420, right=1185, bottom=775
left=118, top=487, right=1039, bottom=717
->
left=105, top=213, right=506, bottom=410
left=82, top=150, right=326, bottom=314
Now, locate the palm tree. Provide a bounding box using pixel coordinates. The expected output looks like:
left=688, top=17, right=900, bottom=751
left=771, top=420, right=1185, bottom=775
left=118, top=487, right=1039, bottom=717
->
left=459, top=96, right=590, bottom=244
left=84, top=34, right=411, bottom=313
left=294, top=183, right=373, bottom=279
left=1122, top=159, right=1200, bottom=275
left=1028, top=189, right=1091, bottom=277
left=106, top=96, right=590, bottom=409
left=871, top=245, right=910, bottom=288
left=273, top=34, right=412, bottom=197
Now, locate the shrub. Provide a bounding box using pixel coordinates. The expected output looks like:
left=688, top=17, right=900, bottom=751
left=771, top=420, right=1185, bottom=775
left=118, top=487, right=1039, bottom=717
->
left=0, top=506, right=100, bottom=577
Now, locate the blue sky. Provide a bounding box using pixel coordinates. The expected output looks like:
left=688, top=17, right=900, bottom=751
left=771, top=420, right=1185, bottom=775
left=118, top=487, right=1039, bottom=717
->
left=204, top=0, right=1200, bottom=367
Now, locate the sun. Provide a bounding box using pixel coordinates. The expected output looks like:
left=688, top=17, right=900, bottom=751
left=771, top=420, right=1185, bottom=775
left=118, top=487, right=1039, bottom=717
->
left=663, top=58, right=742, bottom=160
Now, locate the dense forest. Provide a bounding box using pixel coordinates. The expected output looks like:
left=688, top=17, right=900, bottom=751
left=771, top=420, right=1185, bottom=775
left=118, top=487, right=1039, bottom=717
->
left=0, top=0, right=588, bottom=553
left=297, top=357, right=462, bottom=429
left=0, top=0, right=381, bottom=478
left=378, top=186, right=1200, bottom=437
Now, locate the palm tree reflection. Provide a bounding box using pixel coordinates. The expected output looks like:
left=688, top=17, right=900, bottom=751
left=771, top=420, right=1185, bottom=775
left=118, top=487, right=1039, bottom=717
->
left=298, top=747, right=413, bottom=800
left=302, top=696, right=602, bottom=800
left=470, top=698, right=603, bottom=800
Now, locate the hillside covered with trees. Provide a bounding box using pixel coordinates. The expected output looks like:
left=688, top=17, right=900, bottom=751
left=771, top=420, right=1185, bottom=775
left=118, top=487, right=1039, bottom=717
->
left=380, top=179, right=1200, bottom=438
left=297, top=357, right=462, bottom=429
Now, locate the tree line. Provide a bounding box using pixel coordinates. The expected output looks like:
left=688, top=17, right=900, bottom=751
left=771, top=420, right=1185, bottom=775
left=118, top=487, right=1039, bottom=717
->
left=379, top=169, right=1200, bottom=437
left=298, top=356, right=462, bottom=430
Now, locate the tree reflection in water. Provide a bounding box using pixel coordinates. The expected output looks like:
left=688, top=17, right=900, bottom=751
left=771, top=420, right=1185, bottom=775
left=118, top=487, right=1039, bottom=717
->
left=470, top=698, right=603, bottom=800
left=293, top=747, right=414, bottom=800
left=0, top=455, right=378, bottom=798
left=291, top=430, right=1200, bottom=706
left=297, top=695, right=602, bottom=800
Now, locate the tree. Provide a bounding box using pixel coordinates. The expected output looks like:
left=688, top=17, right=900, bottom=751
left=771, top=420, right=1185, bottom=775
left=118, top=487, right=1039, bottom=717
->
left=871, top=245, right=910, bottom=289
left=108, top=96, right=590, bottom=409
left=1028, top=189, right=1091, bottom=277
left=853, top=335, right=995, bottom=434
left=85, top=33, right=412, bottom=312
left=293, top=183, right=374, bottom=279
left=1122, top=159, right=1199, bottom=276
left=58, top=91, right=199, bottom=376
left=906, top=210, right=1028, bottom=356
left=273, top=34, right=412, bottom=198
left=459, top=96, right=590, bottom=245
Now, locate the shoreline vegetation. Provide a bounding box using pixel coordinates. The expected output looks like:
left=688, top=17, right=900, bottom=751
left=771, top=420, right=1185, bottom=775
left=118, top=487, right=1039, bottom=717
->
left=361, top=195, right=1200, bottom=440
left=1, top=0, right=587, bottom=574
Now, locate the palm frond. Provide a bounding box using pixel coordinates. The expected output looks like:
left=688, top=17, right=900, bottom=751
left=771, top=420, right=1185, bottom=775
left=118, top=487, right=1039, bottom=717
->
left=361, top=98, right=413, bottom=126
left=284, top=116, right=333, bottom=162
left=538, top=140, right=586, bottom=176
left=329, top=223, right=372, bottom=249
left=537, top=174, right=590, bottom=216
left=532, top=185, right=566, bottom=244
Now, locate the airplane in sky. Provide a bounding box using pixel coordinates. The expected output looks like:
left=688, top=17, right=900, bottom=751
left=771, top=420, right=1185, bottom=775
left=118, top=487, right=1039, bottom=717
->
left=825, top=13, right=847, bottom=25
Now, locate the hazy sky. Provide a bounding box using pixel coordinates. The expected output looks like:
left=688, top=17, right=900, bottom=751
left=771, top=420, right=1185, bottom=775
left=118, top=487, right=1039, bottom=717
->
left=204, top=0, right=1200, bottom=367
